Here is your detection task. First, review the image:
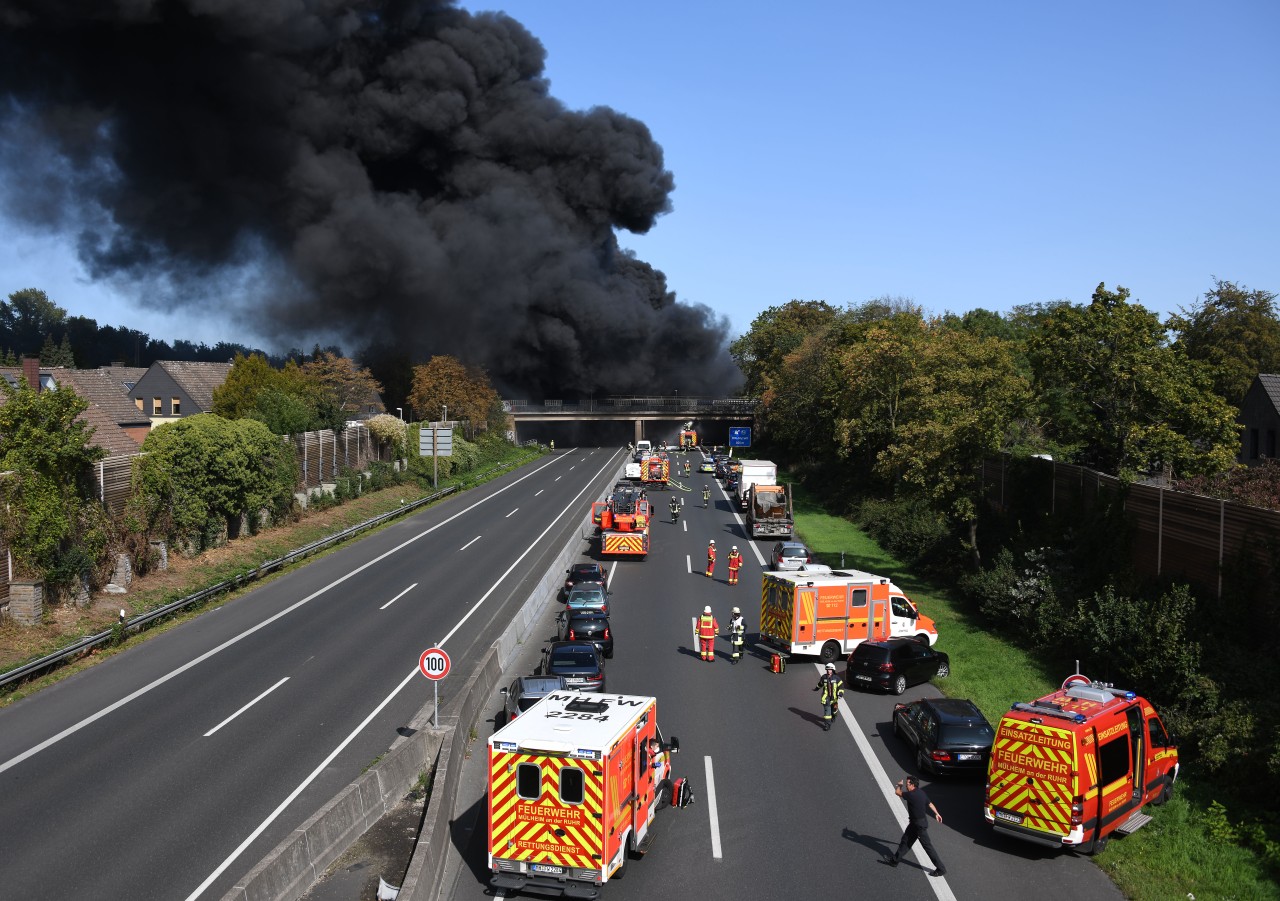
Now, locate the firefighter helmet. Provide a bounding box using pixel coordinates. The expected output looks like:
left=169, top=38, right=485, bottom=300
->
left=826, top=662, right=835, bottom=671
left=732, top=545, right=738, bottom=551
left=709, top=539, right=715, bottom=545
left=732, top=607, right=740, bottom=615
left=703, top=605, right=712, bottom=614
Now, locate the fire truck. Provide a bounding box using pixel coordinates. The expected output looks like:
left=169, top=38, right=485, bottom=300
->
left=678, top=429, right=698, bottom=449
left=488, top=692, right=682, bottom=898
left=591, top=484, right=650, bottom=558
left=639, top=455, right=669, bottom=489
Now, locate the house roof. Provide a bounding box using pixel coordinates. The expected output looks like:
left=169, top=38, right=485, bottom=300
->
left=52, top=367, right=151, bottom=427
left=78, top=403, right=143, bottom=457
left=97, top=364, right=149, bottom=393
left=1259, top=374, right=1280, bottom=413
left=154, top=360, right=233, bottom=410
left=0, top=366, right=142, bottom=458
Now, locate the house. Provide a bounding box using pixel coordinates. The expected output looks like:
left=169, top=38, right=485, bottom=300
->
left=1239, top=374, right=1280, bottom=465
left=127, top=360, right=233, bottom=425
left=0, top=359, right=144, bottom=457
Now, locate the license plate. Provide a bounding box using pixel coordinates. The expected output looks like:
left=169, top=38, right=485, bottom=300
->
left=530, top=863, right=564, bottom=875
left=957, top=753, right=979, bottom=761
left=995, top=810, right=1023, bottom=824
left=855, top=674, right=872, bottom=681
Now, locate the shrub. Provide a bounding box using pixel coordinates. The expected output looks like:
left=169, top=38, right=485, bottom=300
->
left=855, top=496, right=949, bottom=566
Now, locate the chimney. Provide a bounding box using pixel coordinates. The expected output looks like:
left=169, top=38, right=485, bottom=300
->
left=22, top=356, right=40, bottom=393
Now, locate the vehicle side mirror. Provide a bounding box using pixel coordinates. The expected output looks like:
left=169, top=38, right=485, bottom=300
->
left=667, top=737, right=680, bottom=754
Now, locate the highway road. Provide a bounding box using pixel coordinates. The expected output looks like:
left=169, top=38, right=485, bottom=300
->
left=0, top=449, right=623, bottom=900
left=438, top=450, right=1125, bottom=901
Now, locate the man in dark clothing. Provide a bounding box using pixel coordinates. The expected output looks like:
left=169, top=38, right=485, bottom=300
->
left=883, top=776, right=946, bottom=877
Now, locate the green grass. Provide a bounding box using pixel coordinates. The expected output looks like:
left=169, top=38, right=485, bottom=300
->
left=787, top=476, right=1280, bottom=900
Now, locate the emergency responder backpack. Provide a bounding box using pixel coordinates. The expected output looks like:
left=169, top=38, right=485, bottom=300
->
left=673, top=777, right=695, bottom=808
left=770, top=653, right=786, bottom=674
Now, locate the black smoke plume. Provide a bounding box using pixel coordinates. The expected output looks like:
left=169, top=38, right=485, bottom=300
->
left=0, top=0, right=741, bottom=398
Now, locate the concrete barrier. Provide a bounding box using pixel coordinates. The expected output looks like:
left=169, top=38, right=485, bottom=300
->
left=220, top=509, right=591, bottom=901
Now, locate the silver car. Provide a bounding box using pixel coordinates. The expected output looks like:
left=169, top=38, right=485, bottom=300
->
left=501, top=675, right=570, bottom=724
left=770, top=541, right=812, bottom=571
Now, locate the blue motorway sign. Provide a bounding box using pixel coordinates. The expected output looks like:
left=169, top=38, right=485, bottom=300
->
left=729, top=427, right=751, bottom=448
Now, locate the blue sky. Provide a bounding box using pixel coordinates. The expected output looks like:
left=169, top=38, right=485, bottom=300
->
left=2, top=0, right=1277, bottom=346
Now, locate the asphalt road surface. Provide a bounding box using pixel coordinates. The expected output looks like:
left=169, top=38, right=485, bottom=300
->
left=0, top=449, right=622, bottom=900
left=437, top=450, right=1124, bottom=901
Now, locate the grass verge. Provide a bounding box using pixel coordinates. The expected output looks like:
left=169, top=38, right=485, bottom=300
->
left=788, top=477, right=1279, bottom=901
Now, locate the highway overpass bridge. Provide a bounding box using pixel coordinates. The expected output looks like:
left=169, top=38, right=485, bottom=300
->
left=504, top=396, right=757, bottom=447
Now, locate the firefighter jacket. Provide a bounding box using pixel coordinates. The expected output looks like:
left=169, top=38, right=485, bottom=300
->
left=729, top=615, right=746, bottom=640
left=697, top=614, right=719, bottom=639
left=727, top=551, right=743, bottom=571
left=706, top=545, right=717, bottom=564
left=816, top=674, right=844, bottom=705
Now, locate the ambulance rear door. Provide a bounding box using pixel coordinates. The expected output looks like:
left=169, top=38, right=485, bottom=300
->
left=759, top=575, right=796, bottom=649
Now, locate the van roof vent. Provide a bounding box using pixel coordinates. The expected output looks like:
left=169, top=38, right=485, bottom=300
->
left=1065, top=683, right=1112, bottom=704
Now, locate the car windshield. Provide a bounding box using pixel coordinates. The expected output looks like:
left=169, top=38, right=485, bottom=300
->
left=551, top=652, right=597, bottom=669
left=781, top=547, right=806, bottom=558
left=570, top=615, right=607, bottom=627
left=940, top=723, right=995, bottom=744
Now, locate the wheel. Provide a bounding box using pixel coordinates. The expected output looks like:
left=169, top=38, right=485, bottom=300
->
left=1088, top=832, right=1110, bottom=855
left=892, top=675, right=908, bottom=695
left=935, top=661, right=950, bottom=678
left=819, top=641, right=842, bottom=664
left=1151, top=775, right=1173, bottom=806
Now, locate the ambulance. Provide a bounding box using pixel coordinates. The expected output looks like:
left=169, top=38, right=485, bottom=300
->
left=985, top=674, right=1180, bottom=854
left=488, top=691, right=681, bottom=898
left=759, top=569, right=939, bottom=664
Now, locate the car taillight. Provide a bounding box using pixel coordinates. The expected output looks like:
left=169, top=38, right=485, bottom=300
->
left=603, top=628, right=610, bottom=639
left=930, top=750, right=951, bottom=763
left=1070, top=797, right=1084, bottom=827
left=587, top=672, right=604, bottom=682
left=878, top=662, right=895, bottom=672
left=568, top=629, right=576, bottom=640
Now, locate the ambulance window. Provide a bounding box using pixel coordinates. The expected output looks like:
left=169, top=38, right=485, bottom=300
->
left=849, top=588, right=867, bottom=609
left=516, top=763, right=541, bottom=800
left=1098, top=735, right=1131, bottom=786
left=1149, top=718, right=1169, bottom=748
left=560, top=767, right=585, bottom=804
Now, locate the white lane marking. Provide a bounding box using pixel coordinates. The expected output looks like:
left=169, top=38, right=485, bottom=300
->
left=570, top=465, right=575, bottom=471
left=460, top=536, right=481, bottom=551
left=555, top=476, right=562, bottom=481
left=824, top=664, right=956, bottom=900
left=506, top=508, right=519, bottom=518
left=379, top=583, right=418, bottom=610
left=185, top=450, right=625, bottom=900
left=204, top=677, right=290, bottom=737
left=686, top=555, right=691, bottom=574
left=0, top=451, right=591, bottom=779
left=535, top=489, right=544, bottom=497
left=605, top=564, right=616, bottom=592
left=704, top=756, right=723, bottom=860
left=683, top=520, right=687, bottom=532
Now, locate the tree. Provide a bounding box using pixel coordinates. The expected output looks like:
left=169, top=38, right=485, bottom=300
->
left=213, top=353, right=279, bottom=419
left=1167, top=279, right=1280, bottom=407
left=0, top=378, right=105, bottom=585
left=1027, top=283, right=1239, bottom=479
left=759, top=330, right=847, bottom=472
left=408, top=356, right=501, bottom=435
left=0, top=288, right=67, bottom=356
left=302, top=352, right=385, bottom=418
left=729, top=300, right=841, bottom=398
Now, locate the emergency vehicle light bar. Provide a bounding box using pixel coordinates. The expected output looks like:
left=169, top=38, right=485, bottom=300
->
left=1012, top=701, right=1087, bottom=724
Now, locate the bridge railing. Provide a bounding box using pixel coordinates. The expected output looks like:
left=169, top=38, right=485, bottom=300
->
left=505, top=397, right=756, bottom=414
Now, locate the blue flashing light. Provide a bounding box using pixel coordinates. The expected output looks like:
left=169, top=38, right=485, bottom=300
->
left=1124, top=691, right=1136, bottom=700
left=1073, top=714, right=1087, bottom=724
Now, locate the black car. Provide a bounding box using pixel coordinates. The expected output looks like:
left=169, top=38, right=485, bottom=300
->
left=892, top=697, right=994, bottom=776
left=501, top=675, right=569, bottom=724
left=563, top=562, right=607, bottom=597
left=541, top=641, right=607, bottom=692
left=844, top=638, right=950, bottom=695
left=556, top=609, right=614, bottom=658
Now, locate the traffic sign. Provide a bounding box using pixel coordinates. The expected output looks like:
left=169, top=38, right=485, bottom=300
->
left=729, top=427, right=751, bottom=448
left=419, top=647, right=451, bottom=681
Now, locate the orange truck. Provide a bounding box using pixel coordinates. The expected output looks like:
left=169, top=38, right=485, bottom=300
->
left=678, top=429, right=697, bottom=449
left=591, top=485, right=650, bottom=558
left=488, top=692, right=682, bottom=898
left=985, top=674, right=1180, bottom=854
left=759, top=569, right=939, bottom=664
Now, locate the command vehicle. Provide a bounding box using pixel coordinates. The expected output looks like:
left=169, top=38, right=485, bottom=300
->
left=591, top=485, right=650, bottom=558
left=746, top=483, right=794, bottom=538
left=985, top=674, right=1180, bottom=854
left=488, top=692, right=681, bottom=898
left=759, top=569, right=939, bottom=663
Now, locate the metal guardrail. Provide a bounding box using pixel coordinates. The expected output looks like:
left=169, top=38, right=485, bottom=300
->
left=0, top=454, right=534, bottom=691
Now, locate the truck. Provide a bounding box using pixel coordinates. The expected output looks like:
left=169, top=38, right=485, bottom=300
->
left=734, top=459, right=777, bottom=510
left=678, top=429, right=697, bottom=449
left=985, top=674, right=1180, bottom=854
left=759, top=569, right=939, bottom=663
left=633, top=439, right=651, bottom=461
left=591, top=484, right=650, bottom=558
left=746, top=483, right=794, bottom=538
left=488, top=691, right=682, bottom=898
left=640, top=455, right=669, bottom=489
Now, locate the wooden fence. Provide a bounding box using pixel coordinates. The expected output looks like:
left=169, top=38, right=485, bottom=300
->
left=981, top=457, right=1280, bottom=599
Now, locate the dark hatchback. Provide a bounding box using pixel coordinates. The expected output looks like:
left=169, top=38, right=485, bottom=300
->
left=844, top=638, right=950, bottom=695
left=556, top=609, right=614, bottom=658
left=892, top=697, right=994, bottom=776
left=541, top=641, right=607, bottom=693
left=563, top=563, right=607, bottom=598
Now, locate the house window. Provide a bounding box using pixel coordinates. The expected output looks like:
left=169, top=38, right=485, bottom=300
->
left=135, top=398, right=143, bottom=411
left=1250, top=429, right=1260, bottom=460
left=152, top=397, right=162, bottom=415
left=172, top=397, right=181, bottom=416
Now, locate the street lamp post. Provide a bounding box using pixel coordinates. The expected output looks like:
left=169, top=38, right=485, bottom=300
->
left=396, top=407, right=403, bottom=420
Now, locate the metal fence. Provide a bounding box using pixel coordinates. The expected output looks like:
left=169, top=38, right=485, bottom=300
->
left=289, top=424, right=384, bottom=488
left=981, top=456, right=1280, bottom=600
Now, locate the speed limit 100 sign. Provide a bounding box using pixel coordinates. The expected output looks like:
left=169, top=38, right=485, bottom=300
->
left=419, top=647, right=451, bottom=681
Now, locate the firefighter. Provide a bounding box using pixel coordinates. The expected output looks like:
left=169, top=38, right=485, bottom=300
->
left=727, top=545, right=743, bottom=585
left=702, top=484, right=711, bottom=508
left=696, top=605, right=719, bottom=662
left=669, top=496, right=680, bottom=524
left=549, top=439, right=555, bottom=452
left=814, top=662, right=844, bottom=731
left=684, top=460, right=691, bottom=477
left=728, top=606, right=746, bottom=664
left=705, top=539, right=717, bottom=578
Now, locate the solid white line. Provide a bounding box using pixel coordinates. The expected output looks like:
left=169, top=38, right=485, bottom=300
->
left=185, top=450, right=624, bottom=900
left=535, top=489, right=544, bottom=497
left=824, top=664, right=956, bottom=900
left=0, top=452, right=574, bottom=778
left=683, top=520, right=687, bottom=532
left=506, top=508, right=519, bottom=518
left=379, top=583, right=418, bottom=610
left=605, top=564, right=616, bottom=592
left=459, top=536, right=481, bottom=551
left=686, top=555, right=691, bottom=574
left=204, top=677, right=289, bottom=737
left=704, top=755, right=723, bottom=859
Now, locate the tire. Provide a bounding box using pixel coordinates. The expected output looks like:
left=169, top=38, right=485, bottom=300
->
left=1152, top=775, right=1173, bottom=806
left=819, top=641, right=842, bottom=664
left=892, top=675, right=908, bottom=695
left=1088, top=831, right=1110, bottom=855
left=935, top=661, right=950, bottom=678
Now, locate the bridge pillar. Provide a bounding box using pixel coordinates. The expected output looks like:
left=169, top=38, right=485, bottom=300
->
left=635, top=419, right=644, bottom=442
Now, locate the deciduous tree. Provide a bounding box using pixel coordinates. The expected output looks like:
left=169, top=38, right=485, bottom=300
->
left=409, top=356, right=500, bottom=435
left=1167, top=279, right=1280, bottom=406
